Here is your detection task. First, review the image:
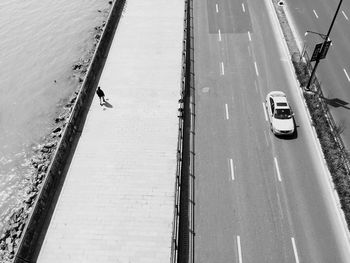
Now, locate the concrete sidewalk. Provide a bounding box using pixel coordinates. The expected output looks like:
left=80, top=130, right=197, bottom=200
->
left=37, top=1, right=183, bottom=262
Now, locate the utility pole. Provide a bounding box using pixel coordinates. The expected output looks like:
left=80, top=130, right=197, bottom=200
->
left=305, top=0, right=343, bottom=91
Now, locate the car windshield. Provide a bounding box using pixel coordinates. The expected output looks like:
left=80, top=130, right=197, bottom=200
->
left=274, top=109, right=292, bottom=119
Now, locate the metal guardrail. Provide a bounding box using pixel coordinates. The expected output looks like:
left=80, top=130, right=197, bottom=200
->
left=171, top=0, right=194, bottom=262
left=303, top=50, right=350, bottom=174
left=13, top=1, right=126, bottom=262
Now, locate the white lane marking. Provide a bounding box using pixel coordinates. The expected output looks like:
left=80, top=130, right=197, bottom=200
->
left=344, top=68, right=350, bottom=82
left=254, top=61, right=259, bottom=76
left=221, top=62, right=225, bottom=75
left=216, top=3, right=219, bottom=13
left=262, top=102, right=268, bottom=121
left=225, top=103, right=229, bottom=119
left=274, top=157, right=282, bottom=182
left=230, top=159, right=235, bottom=180
left=242, top=3, right=245, bottom=12
left=247, top=31, right=251, bottom=41
left=218, top=29, right=222, bottom=41
left=313, top=9, right=319, bottom=18
left=237, top=235, right=243, bottom=263
left=291, top=237, right=300, bottom=263
left=342, top=10, right=349, bottom=20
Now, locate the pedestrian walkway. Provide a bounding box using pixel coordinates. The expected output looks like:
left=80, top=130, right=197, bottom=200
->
left=37, top=1, right=184, bottom=262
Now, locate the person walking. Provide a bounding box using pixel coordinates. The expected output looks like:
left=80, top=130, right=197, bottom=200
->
left=96, top=86, right=106, bottom=105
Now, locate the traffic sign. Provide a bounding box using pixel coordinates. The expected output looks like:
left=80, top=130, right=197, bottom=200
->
left=319, top=40, right=332, bottom=60
left=310, top=43, right=322, bottom=62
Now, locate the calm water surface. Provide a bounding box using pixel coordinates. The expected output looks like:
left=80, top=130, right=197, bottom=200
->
left=0, top=0, right=109, bottom=228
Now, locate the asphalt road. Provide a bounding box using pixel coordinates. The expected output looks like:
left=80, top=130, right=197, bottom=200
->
left=286, top=0, right=350, bottom=149
left=193, top=0, right=350, bottom=262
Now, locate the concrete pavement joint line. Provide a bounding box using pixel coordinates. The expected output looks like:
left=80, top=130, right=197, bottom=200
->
left=237, top=235, right=243, bottom=263
left=342, top=10, right=349, bottom=20
left=264, top=130, right=269, bottom=146
left=225, top=103, right=229, bottom=119
left=248, top=31, right=251, bottom=41
left=230, top=158, right=235, bottom=180
left=216, top=3, right=219, bottom=13
left=343, top=68, right=350, bottom=82
left=221, top=62, right=225, bottom=75
left=291, top=237, right=300, bottom=263
left=262, top=102, right=268, bottom=121
left=242, top=3, right=245, bottom=12
left=313, top=9, right=319, bottom=19
left=254, top=80, right=258, bottom=93
left=254, top=61, right=259, bottom=76
left=274, top=157, right=282, bottom=182
left=218, top=29, right=222, bottom=41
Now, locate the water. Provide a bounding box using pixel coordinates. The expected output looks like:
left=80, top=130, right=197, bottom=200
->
left=0, top=0, right=110, bottom=229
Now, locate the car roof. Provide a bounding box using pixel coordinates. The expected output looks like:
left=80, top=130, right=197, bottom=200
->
left=268, top=91, right=290, bottom=109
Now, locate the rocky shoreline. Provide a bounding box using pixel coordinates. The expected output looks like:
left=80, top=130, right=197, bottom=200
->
left=0, top=2, right=113, bottom=261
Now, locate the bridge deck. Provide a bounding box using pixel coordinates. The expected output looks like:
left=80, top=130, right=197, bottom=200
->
left=37, top=1, right=183, bottom=262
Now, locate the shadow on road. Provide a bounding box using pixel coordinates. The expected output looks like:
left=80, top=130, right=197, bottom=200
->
left=320, top=96, right=350, bottom=110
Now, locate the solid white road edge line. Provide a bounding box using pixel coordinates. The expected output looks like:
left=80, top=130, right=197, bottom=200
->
left=230, top=158, right=234, bottom=180
left=225, top=103, right=229, bottom=120
left=291, top=237, right=300, bottom=263
left=218, top=29, right=222, bottom=41
left=344, top=68, right=350, bottom=82
left=254, top=61, right=259, bottom=76
left=242, top=3, right=245, bottom=12
left=265, top=0, right=350, bottom=252
left=262, top=102, right=268, bottom=121
left=342, top=10, right=349, bottom=20
left=313, top=9, right=319, bottom=19
left=274, top=157, right=282, bottom=182
left=237, top=235, right=243, bottom=263
left=216, top=3, right=219, bottom=13
left=221, top=62, right=225, bottom=75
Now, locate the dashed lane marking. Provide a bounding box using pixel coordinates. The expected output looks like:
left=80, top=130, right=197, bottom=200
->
left=274, top=157, right=282, bottom=182
left=291, top=237, right=300, bottom=263
left=342, top=10, right=349, bottom=20
left=344, top=68, right=350, bottom=82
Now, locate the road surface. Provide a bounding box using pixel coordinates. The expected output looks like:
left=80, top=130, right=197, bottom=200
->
left=194, top=0, right=350, bottom=262
left=286, top=0, right=350, bottom=148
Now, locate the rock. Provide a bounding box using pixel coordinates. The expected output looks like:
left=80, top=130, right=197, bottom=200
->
left=0, top=241, right=5, bottom=250
left=5, top=237, right=11, bottom=246
left=8, top=243, right=13, bottom=253
left=44, top=142, right=56, bottom=149
left=53, top=127, right=61, bottom=133
left=37, top=172, right=45, bottom=180
left=72, top=63, right=82, bottom=70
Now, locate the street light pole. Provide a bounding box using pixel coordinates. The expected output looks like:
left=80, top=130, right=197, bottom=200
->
left=305, top=0, right=343, bottom=91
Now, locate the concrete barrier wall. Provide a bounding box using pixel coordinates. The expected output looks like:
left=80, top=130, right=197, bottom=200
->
left=14, top=1, right=126, bottom=262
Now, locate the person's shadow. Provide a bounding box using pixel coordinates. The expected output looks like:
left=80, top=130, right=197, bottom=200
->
left=102, top=100, right=113, bottom=108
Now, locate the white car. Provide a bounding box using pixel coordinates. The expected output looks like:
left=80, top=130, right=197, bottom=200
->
left=265, top=91, right=295, bottom=135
